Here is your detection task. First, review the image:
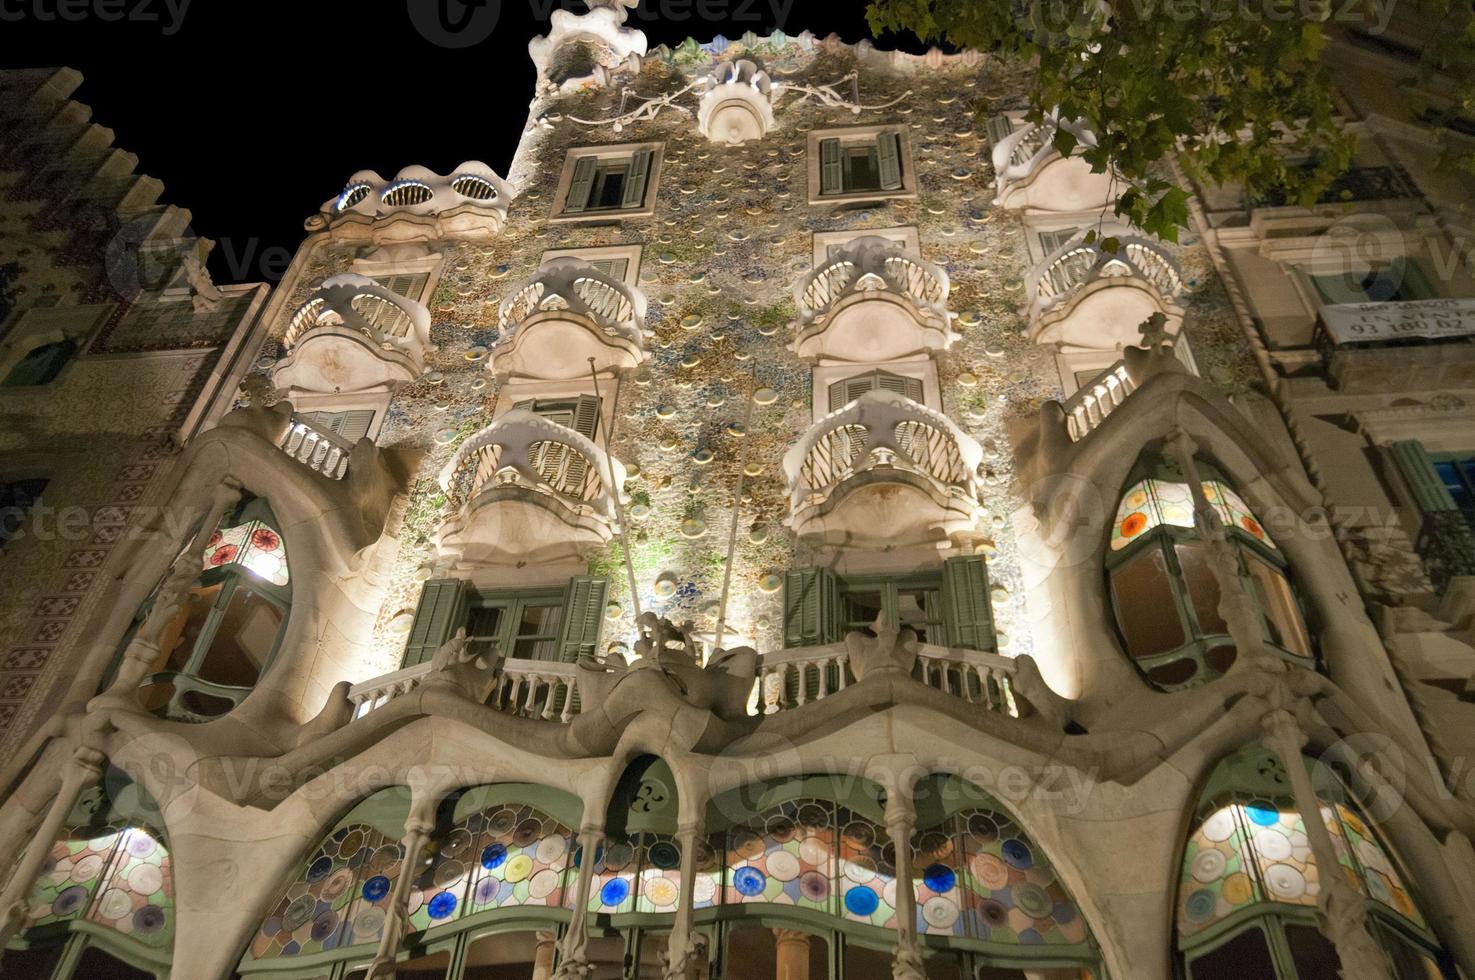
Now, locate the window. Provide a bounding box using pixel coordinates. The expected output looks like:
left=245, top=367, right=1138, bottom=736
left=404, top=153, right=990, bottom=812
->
left=135, top=495, right=291, bottom=722
left=400, top=576, right=608, bottom=669
left=512, top=395, right=602, bottom=490
left=1432, top=455, right=1475, bottom=519
left=783, top=559, right=994, bottom=653
left=301, top=409, right=376, bottom=445
left=812, top=226, right=920, bottom=267
left=985, top=114, right=1018, bottom=148
left=828, top=369, right=924, bottom=410
left=1036, top=226, right=1082, bottom=257
left=554, top=143, right=661, bottom=219
left=361, top=273, right=430, bottom=339
left=1313, top=257, right=1436, bottom=305
left=2, top=338, right=76, bottom=387
left=540, top=244, right=644, bottom=289
left=0, top=476, right=47, bottom=549
left=809, top=126, right=915, bottom=203
left=1107, top=455, right=1313, bottom=689
left=1178, top=745, right=1457, bottom=980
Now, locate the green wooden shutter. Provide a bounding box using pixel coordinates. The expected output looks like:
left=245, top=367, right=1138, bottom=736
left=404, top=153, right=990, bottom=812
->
left=339, top=409, right=376, bottom=443
left=875, top=370, right=923, bottom=402
left=819, top=139, right=843, bottom=195
left=942, top=555, right=995, bottom=652
left=558, top=576, right=608, bottom=663
left=571, top=395, right=602, bottom=440
left=1390, top=440, right=1459, bottom=513
left=623, top=148, right=653, bottom=209
left=784, top=568, right=841, bottom=647
left=877, top=131, right=904, bottom=191
left=402, top=578, right=469, bottom=668
left=985, top=115, right=1016, bottom=147
left=565, top=155, right=597, bottom=213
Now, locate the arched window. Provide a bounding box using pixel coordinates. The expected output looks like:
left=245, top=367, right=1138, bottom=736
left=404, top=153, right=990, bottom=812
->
left=136, top=494, right=291, bottom=722
left=1, top=338, right=77, bottom=388
left=1107, top=454, right=1312, bottom=689
left=1177, top=746, right=1455, bottom=979
left=6, top=779, right=173, bottom=980
left=242, top=785, right=580, bottom=975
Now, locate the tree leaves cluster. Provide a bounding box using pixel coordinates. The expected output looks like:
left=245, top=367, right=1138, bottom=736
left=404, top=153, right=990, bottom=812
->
left=867, top=0, right=1475, bottom=242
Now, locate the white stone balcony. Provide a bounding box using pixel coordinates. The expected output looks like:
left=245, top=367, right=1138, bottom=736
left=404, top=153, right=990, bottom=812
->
left=308, top=162, right=512, bottom=243
left=782, top=390, right=986, bottom=550
left=758, top=642, right=1018, bottom=716
left=492, top=257, right=648, bottom=380
left=1061, top=361, right=1136, bottom=442
left=1025, top=236, right=1183, bottom=351
left=276, top=412, right=355, bottom=480
left=273, top=274, right=432, bottom=394
left=435, top=409, right=628, bottom=567
left=792, top=236, right=955, bottom=361
left=696, top=59, right=777, bottom=144
left=991, top=111, right=1114, bottom=211
left=347, top=657, right=583, bottom=723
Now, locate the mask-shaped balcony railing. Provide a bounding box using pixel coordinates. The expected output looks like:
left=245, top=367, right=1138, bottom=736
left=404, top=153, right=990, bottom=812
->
left=1060, top=361, right=1136, bottom=442
left=435, top=409, right=628, bottom=566
left=1024, top=236, right=1183, bottom=349
left=275, top=274, right=432, bottom=394
left=276, top=413, right=355, bottom=480
left=991, top=111, right=1112, bottom=211
left=782, top=390, right=986, bottom=549
left=493, top=257, right=648, bottom=380
left=311, top=162, right=513, bottom=242
left=793, top=236, right=955, bottom=361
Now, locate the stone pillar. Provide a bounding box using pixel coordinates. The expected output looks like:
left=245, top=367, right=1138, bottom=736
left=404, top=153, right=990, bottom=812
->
left=532, top=930, right=558, bottom=980
left=1166, top=431, right=1275, bottom=669
left=772, top=928, right=811, bottom=980
left=553, top=824, right=604, bottom=980
left=664, top=825, right=705, bottom=980
left=883, top=791, right=925, bottom=980
left=1262, top=709, right=1390, bottom=980
left=0, top=744, right=105, bottom=956
left=365, top=808, right=436, bottom=980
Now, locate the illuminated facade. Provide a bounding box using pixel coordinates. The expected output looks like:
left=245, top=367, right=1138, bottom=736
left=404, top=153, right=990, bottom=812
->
left=2, top=5, right=1475, bottom=980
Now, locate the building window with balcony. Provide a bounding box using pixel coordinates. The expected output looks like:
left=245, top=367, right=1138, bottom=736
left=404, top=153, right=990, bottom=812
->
left=1, top=338, right=76, bottom=388
left=400, top=576, right=608, bottom=669
left=1312, top=256, right=1436, bottom=306
left=134, top=495, right=291, bottom=722
left=1388, top=440, right=1475, bottom=592
left=1107, top=455, right=1313, bottom=689
left=540, top=244, right=644, bottom=288
left=808, top=126, right=916, bottom=203
left=553, top=143, right=662, bottom=220
left=783, top=560, right=993, bottom=652
left=827, top=369, right=923, bottom=411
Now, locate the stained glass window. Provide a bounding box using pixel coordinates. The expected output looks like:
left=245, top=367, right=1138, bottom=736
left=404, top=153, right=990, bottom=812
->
left=725, top=798, right=835, bottom=911
left=203, top=519, right=289, bottom=587
left=26, top=826, right=174, bottom=950
left=1110, top=478, right=1276, bottom=553
left=1179, top=794, right=1424, bottom=937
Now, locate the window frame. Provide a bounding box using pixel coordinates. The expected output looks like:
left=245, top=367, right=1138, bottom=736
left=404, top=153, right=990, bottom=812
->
left=539, top=243, right=645, bottom=289
left=836, top=572, right=946, bottom=646
left=811, top=226, right=920, bottom=268
left=812, top=357, right=940, bottom=416
left=807, top=125, right=918, bottom=205
left=465, top=586, right=568, bottom=664
left=551, top=142, right=664, bottom=222
left=1105, top=462, right=1316, bottom=690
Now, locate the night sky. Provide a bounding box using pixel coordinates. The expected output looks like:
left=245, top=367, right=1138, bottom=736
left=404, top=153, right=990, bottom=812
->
left=4, top=0, right=933, bottom=283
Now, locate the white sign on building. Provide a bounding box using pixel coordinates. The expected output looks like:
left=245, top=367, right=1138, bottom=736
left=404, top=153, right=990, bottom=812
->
left=1321, top=297, right=1475, bottom=345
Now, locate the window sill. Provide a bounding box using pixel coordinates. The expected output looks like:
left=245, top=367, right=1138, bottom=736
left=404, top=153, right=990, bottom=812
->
left=548, top=206, right=656, bottom=224
left=807, top=189, right=918, bottom=207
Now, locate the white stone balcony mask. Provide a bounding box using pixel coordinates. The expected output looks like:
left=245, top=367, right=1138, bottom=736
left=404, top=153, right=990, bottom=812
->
left=793, top=236, right=956, bottom=361
left=318, top=162, right=512, bottom=224
left=696, top=59, right=777, bottom=144
left=1025, top=235, right=1183, bottom=350
left=284, top=274, right=431, bottom=360
left=991, top=110, right=1113, bottom=211
left=494, top=257, right=649, bottom=380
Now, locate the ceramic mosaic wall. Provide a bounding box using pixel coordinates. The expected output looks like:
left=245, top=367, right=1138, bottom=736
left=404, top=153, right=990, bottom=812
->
left=245, top=33, right=1259, bottom=679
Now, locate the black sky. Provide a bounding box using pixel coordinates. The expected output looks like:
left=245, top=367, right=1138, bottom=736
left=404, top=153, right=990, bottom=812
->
left=3, top=0, right=931, bottom=283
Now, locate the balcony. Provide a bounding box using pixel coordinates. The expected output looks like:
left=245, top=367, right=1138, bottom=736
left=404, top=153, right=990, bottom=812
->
left=273, top=274, right=431, bottom=394
left=435, top=410, right=628, bottom=567
left=792, top=236, right=955, bottom=361
left=1060, top=361, right=1137, bottom=442
left=991, top=112, right=1114, bottom=211
left=493, top=257, right=649, bottom=380
left=1249, top=164, right=1420, bottom=209
left=348, top=657, right=583, bottom=723
left=758, top=642, right=1018, bottom=716
left=1416, top=510, right=1475, bottom=593
left=276, top=413, right=355, bottom=480
left=1025, top=236, right=1183, bottom=350
left=696, top=59, right=777, bottom=144
left=1317, top=297, right=1475, bottom=393
left=307, top=162, right=512, bottom=243
left=782, top=390, right=986, bottom=550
